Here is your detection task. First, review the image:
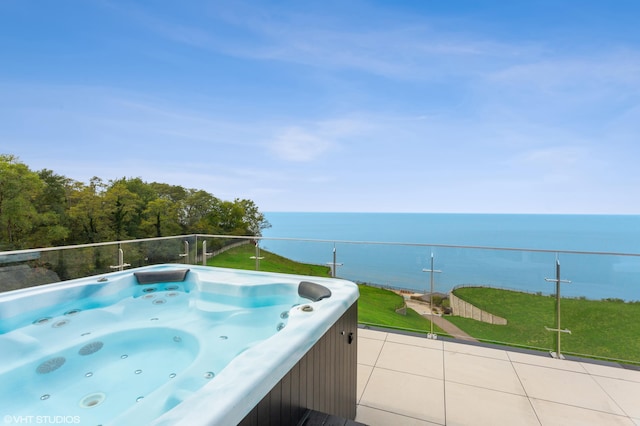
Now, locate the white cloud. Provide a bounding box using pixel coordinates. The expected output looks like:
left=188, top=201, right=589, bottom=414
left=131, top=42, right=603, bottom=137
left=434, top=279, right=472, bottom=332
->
left=269, top=127, right=334, bottom=162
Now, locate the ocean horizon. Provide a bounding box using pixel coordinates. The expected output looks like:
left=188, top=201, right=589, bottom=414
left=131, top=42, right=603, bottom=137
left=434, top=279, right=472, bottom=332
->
left=261, top=212, right=640, bottom=301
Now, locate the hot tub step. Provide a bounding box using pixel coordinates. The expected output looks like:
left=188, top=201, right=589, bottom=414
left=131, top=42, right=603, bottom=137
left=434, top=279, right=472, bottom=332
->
left=298, top=409, right=367, bottom=426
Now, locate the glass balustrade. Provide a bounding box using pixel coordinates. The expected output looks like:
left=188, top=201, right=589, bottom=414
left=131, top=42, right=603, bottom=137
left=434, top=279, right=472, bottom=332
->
left=1, top=234, right=638, bottom=364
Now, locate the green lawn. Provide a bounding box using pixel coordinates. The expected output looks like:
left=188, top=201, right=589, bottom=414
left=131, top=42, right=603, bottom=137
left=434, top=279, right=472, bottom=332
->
left=206, top=243, right=442, bottom=334
left=448, top=287, right=640, bottom=363
left=206, top=243, right=333, bottom=277
left=358, top=284, right=446, bottom=334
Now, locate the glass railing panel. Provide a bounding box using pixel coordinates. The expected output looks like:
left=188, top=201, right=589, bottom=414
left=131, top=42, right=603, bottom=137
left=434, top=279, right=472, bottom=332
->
left=122, top=235, right=197, bottom=267
left=325, top=242, right=436, bottom=335
left=431, top=246, right=557, bottom=352
left=331, top=242, right=430, bottom=290
left=0, top=236, right=198, bottom=292
left=0, top=249, right=63, bottom=291
left=40, top=244, right=121, bottom=278
left=559, top=252, right=640, bottom=364
left=257, top=238, right=336, bottom=275
left=2, top=236, right=639, bottom=365
left=2, top=245, right=120, bottom=290
left=198, top=236, right=256, bottom=267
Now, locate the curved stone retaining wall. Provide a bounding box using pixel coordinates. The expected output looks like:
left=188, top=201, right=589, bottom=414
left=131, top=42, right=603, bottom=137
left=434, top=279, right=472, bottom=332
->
left=449, top=289, right=507, bottom=325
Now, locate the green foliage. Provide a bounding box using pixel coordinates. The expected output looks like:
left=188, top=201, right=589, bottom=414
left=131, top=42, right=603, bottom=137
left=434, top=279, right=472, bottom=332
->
left=0, top=154, right=44, bottom=249
left=0, top=155, right=271, bottom=248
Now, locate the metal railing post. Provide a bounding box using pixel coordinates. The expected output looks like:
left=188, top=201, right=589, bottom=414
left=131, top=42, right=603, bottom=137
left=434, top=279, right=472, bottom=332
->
left=326, top=245, right=343, bottom=277
left=250, top=240, right=264, bottom=270
left=422, top=252, right=442, bottom=339
left=179, top=241, right=189, bottom=264
left=545, top=257, right=572, bottom=359
left=202, top=240, right=212, bottom=266
left=109, top=246, right=130, bottom=271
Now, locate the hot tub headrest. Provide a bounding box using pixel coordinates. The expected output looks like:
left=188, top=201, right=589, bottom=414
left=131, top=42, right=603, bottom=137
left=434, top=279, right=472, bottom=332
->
left=134, top=269, right=190, bottom=285
left=298, top=281, right=332, bottom=302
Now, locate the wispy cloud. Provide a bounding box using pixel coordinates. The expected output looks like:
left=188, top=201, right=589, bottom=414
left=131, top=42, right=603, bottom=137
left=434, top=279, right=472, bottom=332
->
left=268, top=126, right=335, bottom=162
left=105, top=1, right=520, bottom=81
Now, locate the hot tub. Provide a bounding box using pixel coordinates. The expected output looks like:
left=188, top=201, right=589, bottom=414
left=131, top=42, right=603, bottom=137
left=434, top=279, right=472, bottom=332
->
left=0, top=264, right=359, bottom=425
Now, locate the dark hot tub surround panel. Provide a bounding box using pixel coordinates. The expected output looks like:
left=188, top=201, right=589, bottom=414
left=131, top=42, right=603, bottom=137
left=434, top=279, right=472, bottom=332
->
left=239, top=301, right=358, bottom=426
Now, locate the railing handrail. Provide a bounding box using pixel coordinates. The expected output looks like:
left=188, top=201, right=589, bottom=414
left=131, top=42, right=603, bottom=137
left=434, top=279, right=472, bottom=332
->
left=2, top=233, right=640, bottom=258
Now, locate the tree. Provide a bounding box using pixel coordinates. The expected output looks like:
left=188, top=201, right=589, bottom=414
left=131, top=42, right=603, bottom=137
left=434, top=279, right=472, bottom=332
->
left=182, top=189, right=220, bottom=233
left=30, top=169, right=72, bottom=246
left=103, top=180, right=142, bottom=241
left=0, top=156, right=271, bottom=248
left=0, top=155, right=44, bottom=249
left=235, top=198, right=271, bottom=236
left=141, top=198, right=181, bottom=237
left=67, top=178, right=109, bottom=243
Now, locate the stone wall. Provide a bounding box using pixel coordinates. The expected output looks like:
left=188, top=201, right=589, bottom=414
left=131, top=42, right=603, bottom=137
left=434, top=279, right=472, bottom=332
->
left=449, top=290, right=507, bottom=325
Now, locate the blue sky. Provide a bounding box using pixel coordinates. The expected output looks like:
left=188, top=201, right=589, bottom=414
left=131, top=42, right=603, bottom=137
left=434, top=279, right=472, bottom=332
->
left=1, top=1, right=639, bottom=213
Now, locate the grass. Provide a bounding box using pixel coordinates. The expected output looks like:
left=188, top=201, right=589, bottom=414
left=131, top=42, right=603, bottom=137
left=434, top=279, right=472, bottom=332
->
left=448, top=287, right=640, bottom=363
left=357, top=284, right=446, bottom=334
left=206, top=243, right=332, bottom=277
left=207, top=243, right=442, bottom=334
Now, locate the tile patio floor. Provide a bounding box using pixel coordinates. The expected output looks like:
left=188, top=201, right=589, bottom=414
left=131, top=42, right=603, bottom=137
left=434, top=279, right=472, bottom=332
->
left=355, top=328, right=640, bottom=426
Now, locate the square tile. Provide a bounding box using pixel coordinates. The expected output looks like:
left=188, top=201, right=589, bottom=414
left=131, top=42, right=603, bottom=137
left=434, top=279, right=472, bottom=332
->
left=593, top=376, right=640, bottom=418
left=359, top=367, right=445, bottom=424
left=530, top=398, right=635, bottom=426
left=386, top=332, right=443, bottom=350
left=376, top=341, right=443, bottom=379
left=359, top=328, right=388, bottom=341
left=443, top=341, right=510, bottom=361
left=513, top=362, right=625, bottom=415
left=444, top=351, right=526, bottom=395
left=359, top=337, right=384, bottom=366
left=580, top=363, right=640, bottom=383
left=445, top=381, right=539, bottom=426
left=355, top=405, right=440, bottom=426
left=508, top=351, right=588, bottom=373
left=357, top=364, right=373, bottom=402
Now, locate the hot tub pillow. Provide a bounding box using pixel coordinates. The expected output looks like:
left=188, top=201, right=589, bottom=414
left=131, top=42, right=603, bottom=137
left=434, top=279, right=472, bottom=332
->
left=298, top=281, right=332, bottom=301
left=134, top=269, right=190, bottom=285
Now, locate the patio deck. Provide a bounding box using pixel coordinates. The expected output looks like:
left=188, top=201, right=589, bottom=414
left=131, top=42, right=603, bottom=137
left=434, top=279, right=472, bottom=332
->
left=355, top=328, right=640, bottom=425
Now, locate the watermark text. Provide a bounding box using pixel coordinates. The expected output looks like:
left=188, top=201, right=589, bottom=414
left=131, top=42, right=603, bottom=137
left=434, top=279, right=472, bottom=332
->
left=3, top=415, right=81, bottom=424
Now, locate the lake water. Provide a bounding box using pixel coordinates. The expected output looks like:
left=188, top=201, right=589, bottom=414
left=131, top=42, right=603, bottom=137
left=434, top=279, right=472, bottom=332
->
left=261, top=213, right=640, bottom=300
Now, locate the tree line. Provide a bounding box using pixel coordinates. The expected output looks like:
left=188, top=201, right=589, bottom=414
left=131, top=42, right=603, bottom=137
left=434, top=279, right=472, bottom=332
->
left=0, top=154, right=270, bottom=250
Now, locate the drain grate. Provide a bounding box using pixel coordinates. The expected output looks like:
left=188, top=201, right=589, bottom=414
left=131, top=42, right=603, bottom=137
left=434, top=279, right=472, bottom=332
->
left=36, top=357, right=66, bottom=374
left=78, top=341, right=104, bottom=356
